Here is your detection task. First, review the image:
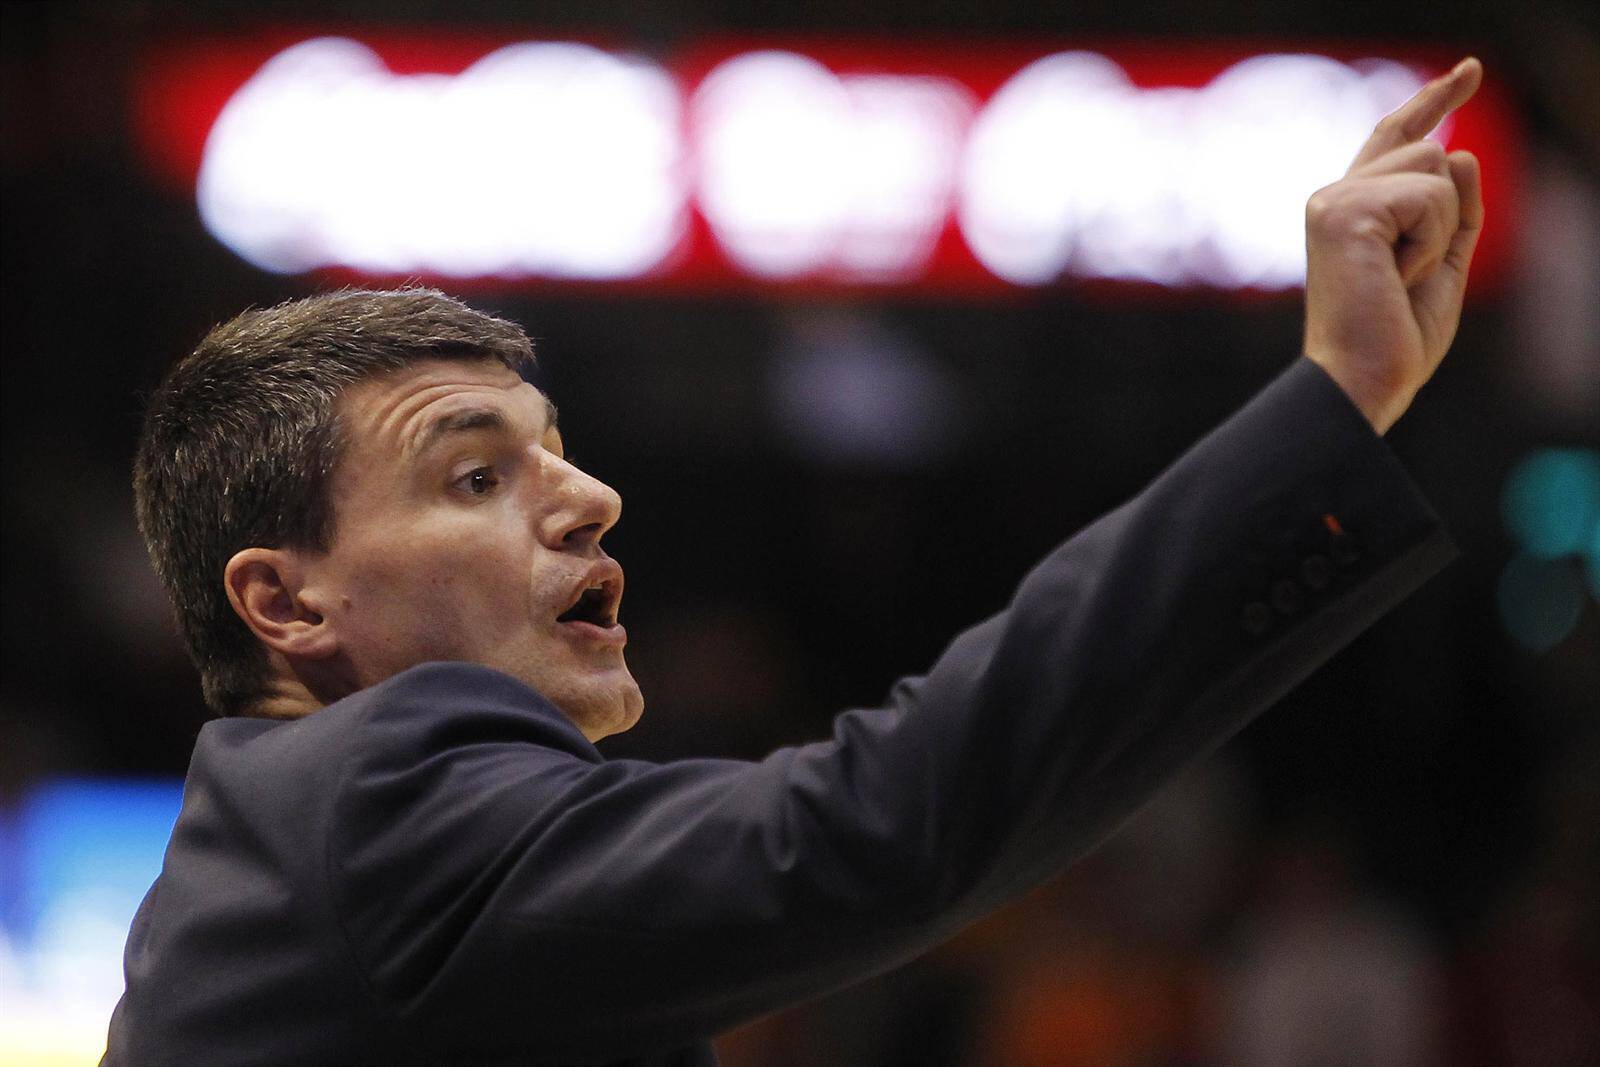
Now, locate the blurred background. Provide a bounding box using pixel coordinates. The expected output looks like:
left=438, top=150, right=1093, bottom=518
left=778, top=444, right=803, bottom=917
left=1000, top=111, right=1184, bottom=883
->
left=2, top=1, right=1597, bottom=1063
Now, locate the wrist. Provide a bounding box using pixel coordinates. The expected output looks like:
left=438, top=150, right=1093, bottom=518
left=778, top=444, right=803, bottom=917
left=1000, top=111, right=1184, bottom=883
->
left=1302, top=352, right=1411, bottom=436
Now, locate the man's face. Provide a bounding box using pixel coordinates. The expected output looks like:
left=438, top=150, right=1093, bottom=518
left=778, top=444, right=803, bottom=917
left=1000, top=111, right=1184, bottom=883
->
left=301, top=358, right=642, bottom=740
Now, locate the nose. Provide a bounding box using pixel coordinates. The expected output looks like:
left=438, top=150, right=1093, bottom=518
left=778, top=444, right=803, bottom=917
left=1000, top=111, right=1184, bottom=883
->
left=539, top=454, right=622, bottom=549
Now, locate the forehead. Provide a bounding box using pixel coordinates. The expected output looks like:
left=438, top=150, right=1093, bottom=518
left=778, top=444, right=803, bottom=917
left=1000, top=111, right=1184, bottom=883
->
left=338, top=358, right=550, bottom=454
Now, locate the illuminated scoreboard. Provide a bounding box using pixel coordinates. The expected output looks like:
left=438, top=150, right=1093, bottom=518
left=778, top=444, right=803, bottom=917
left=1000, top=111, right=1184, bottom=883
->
left=133, top=34, right=1520, bottom=295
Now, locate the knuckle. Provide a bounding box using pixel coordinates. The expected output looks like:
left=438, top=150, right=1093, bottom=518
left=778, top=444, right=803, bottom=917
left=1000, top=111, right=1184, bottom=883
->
left=1305, top=183, right=1370, bottom=236
left=1416, top=140, right=1448, bottom=170
left=1347, top=214, right=1391, bottom=244
left=1305, top=185, right=1342, bottom=227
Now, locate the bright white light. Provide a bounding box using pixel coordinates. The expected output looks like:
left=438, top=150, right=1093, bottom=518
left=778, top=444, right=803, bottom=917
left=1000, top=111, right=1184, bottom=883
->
left=958, top=52, right=1429, bottom=288
left=958, top=51, right=1137, bottom=285
left=838, top=75, right=975, bottom=279
left=693, top=52, right=973, bottom=280
left=692, top=52, right=854, bottom=278
left=1192, top=54, right=1433, bottom=287
left=197, top=38, right=686, bottom=279
left=195, top=41, right=1438, bottom=289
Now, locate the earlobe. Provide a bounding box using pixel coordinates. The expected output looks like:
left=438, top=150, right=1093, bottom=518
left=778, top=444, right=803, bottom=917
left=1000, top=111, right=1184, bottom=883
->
left=223, top=548, right=339, bottom=660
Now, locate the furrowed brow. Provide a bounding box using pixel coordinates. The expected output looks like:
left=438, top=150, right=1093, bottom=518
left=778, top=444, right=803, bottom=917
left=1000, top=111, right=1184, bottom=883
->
left=408, top=393, right=557, bottom=460
left=410, top=408, right=511, bottom=459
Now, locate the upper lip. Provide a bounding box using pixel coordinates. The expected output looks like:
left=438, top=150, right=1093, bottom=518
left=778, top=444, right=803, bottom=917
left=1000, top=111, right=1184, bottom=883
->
left=556, top=557, right=624, bottom=626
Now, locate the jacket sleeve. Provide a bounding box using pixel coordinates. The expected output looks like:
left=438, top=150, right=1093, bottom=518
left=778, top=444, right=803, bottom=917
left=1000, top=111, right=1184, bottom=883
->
left=326, top=358, right=1457, bottom=1063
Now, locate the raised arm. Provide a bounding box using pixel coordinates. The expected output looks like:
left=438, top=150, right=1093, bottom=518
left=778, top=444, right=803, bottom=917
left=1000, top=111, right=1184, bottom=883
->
left=328, top=360, right=1453, bottom=1063
left=327, top=65, right=1482, bottom=1064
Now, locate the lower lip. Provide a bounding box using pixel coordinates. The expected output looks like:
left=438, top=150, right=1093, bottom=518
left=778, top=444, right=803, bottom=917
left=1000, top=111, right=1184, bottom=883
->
left=558, top=620, right=627, bottom=647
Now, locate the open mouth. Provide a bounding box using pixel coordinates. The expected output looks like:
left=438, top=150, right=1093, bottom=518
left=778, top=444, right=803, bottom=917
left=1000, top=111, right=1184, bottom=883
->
left=556, top=573, right=621, bottom=629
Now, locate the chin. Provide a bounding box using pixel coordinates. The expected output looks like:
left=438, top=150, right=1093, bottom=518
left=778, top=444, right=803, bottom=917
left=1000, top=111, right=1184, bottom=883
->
left=564, top=676, right=645, bottom=743
left=601, top=684, right=643, bottom=742
left=609, top=685, right=646, bottom=738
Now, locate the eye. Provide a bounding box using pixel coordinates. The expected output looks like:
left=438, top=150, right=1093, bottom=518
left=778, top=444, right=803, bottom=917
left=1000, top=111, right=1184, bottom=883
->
left=455, top=466, right=499, bottom=496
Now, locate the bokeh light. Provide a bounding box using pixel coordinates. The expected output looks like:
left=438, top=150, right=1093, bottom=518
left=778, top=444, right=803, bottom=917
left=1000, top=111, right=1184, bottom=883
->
left=1500, top=447, right=1600, bottom=560
left=1496, top=553, right=1589, bottom=653
left=0, top=780, right=184, bottom=1065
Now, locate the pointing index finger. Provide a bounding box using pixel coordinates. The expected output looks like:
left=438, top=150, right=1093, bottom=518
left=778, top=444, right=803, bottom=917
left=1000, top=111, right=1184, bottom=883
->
left=1350, top=57, right=1482, bottom=171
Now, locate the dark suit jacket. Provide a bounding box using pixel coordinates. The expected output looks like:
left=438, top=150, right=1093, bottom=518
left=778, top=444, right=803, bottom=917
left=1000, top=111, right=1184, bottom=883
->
left=104, top=359, right=1457, bottom=1065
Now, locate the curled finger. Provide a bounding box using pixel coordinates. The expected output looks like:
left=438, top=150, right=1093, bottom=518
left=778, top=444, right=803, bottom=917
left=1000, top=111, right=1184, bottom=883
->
left=1394, top=173, right=1462, bottom=286
left=1447, top=150, right=1484, bottom=234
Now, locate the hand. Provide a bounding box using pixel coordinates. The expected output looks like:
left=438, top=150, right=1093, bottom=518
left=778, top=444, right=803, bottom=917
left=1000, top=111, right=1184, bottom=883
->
left=1302, top=57, right=1485, bottom=435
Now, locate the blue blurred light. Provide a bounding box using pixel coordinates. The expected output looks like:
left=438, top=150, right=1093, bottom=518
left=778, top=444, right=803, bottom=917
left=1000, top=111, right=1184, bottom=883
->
left=6, top=778, right=184, bottom=946
left=0, top=779, right=184, bottom=1059
left=1496, top=552, right=1587, bottom=653
left=1500, top=448, right=1600, bottom=560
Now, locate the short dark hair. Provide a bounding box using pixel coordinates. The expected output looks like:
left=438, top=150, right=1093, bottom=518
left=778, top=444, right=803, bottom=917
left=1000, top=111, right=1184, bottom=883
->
left=134, top=288, right=535, bottom=717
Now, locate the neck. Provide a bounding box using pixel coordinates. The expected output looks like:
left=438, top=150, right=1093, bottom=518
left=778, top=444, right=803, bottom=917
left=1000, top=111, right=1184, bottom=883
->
left=246, top=678, right=323, bottom=720
left=244, top=651, right=354, bottom=719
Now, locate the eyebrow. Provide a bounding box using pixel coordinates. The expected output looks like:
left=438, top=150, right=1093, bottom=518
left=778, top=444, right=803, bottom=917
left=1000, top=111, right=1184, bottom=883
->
left=409, top=393, right=559, bottom=459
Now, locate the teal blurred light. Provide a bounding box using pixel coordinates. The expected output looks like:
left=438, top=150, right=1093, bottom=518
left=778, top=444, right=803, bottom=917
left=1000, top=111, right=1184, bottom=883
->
left=1496, top=552, right=1587, bottom=653
left=1500, top=448, right=1600, bottom=560
left=1588, top=515, right=1600, bottom=601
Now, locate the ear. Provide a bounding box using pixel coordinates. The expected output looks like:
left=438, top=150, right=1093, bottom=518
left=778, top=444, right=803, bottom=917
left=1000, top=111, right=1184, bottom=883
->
left=223, top=547, right=339, bottom=661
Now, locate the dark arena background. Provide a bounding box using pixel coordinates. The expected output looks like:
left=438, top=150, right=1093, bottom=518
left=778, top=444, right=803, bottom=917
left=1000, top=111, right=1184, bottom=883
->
left=2, top=1, right=1597, bottom=1063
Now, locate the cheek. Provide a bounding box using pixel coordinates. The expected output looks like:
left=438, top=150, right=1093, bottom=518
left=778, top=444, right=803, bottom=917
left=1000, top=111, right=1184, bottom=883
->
left=335, top=518, right=529, bottom=616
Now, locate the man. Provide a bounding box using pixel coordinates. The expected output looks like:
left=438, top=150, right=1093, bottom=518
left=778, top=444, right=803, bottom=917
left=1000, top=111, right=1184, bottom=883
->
left=107, top=60, right=1485, bottom=1065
